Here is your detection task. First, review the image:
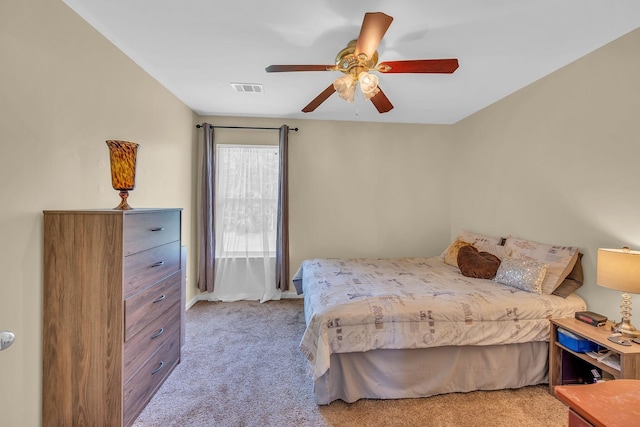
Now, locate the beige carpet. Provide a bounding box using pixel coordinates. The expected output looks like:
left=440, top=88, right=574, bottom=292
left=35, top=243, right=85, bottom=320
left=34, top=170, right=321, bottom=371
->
left=133, top=299, right=568, bottom=427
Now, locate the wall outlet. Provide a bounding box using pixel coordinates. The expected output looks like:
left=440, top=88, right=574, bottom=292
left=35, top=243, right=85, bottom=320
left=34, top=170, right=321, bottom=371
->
left=0, top=331, right=15, bottom=351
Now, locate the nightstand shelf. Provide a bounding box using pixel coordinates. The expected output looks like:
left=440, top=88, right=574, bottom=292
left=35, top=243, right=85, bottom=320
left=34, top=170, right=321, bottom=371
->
left=549, top=318, right=640, bottom=394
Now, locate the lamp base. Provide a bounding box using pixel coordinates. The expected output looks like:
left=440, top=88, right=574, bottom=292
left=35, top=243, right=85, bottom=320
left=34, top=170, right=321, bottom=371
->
left=613, top=319, right=640, bottom=338
left=114, top=190, right=133, bottom=210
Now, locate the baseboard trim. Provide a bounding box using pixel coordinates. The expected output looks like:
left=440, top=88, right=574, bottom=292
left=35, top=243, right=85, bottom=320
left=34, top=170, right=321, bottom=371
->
left=281, top=291, right=302, bottom=299
left=190, top=290, right=302, bottom=306
left=186, top=296, right=200, bottom=310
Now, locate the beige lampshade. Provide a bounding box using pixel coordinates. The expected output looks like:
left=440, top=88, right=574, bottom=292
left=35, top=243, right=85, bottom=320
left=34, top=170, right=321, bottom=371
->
left=597, top=248, right=640, bottom=294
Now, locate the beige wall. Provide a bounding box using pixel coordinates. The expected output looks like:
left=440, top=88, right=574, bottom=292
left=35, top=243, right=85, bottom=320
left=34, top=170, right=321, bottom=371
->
left=0, top=1, right=196, bottom=425
left=451, top=28, right=640, bottom=319
left=197, top=116, right=454, bottom=276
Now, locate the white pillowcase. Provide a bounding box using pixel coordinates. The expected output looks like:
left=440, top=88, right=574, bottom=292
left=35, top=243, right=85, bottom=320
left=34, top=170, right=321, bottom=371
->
left=474, top=243, right=511, bottom=260
left=504, top=237, right=579, bottom=295
left=459, top=229, right=503, bottom=246
left=494, top=256, right=548, bottom=294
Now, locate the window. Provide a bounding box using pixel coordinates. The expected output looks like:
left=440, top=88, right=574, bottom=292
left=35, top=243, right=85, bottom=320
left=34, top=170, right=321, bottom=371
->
left=215, top=144, right=279, bottom=257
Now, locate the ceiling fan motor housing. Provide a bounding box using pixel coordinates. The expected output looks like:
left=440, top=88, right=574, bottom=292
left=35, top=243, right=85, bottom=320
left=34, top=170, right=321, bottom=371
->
left=335, top=40, right=378, bottom=77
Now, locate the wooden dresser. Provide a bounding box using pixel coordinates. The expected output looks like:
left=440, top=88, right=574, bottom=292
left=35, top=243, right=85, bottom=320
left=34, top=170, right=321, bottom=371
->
left=43, top=208, right=183, bottom=427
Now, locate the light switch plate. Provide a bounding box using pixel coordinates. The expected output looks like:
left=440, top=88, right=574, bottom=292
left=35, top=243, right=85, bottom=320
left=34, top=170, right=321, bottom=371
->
left=0, top=331, right=15, bottom=350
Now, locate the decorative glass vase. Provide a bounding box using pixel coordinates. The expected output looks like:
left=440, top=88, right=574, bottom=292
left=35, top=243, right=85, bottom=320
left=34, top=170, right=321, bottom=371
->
left=106, top=140, right=139, bottom=210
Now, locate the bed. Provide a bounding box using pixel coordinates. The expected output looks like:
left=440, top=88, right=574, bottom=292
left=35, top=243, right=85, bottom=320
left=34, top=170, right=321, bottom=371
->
left=292, top=233, right=587, bottom=404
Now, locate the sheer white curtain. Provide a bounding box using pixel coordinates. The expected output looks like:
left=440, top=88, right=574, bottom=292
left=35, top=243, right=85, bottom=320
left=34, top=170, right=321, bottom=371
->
left=211, top=144, right=281, bottom=302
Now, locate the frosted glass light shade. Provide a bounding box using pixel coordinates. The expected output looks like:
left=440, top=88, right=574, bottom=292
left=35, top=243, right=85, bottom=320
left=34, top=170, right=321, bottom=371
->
left=333, top=74, right=356, bottom=102
left=358, top=72, right=380, bottom=100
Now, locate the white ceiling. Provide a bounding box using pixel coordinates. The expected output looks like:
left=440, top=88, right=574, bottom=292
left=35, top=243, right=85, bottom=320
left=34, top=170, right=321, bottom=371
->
left=63, top=0, right=640, bottom=125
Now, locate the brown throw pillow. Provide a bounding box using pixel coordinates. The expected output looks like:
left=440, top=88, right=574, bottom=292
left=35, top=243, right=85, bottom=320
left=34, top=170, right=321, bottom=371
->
left=552, top=253, right=584, bottom=298
left=457, top=245, right=501, bottom=279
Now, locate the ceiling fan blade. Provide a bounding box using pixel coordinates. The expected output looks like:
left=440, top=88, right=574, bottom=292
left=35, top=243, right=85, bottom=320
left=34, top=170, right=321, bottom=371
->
left=266, top=65, right=336, bottom=72
left=370, top=87, right=393, bottom=113
left=302, top=84, right=336, bottom=113
left=354, top=12, right=393, bottom=60
left=377, top=59, right=459, bottom=74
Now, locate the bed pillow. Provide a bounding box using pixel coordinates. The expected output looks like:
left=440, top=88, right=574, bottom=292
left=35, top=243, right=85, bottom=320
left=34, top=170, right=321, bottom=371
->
left=459, top=229, right=504, bottom=246
left=552, top=253, right=584, bottom=298
left=494, top=256, right=548, bottom=294
left=474, top=243, right=511, bottom=260
left=444, top=239, right=472, bottom=268
left=441, top=229, right=504, bottom=259
left=457, top=245, right=501, bottom=279
left=504, top=237, right=579, bottom=295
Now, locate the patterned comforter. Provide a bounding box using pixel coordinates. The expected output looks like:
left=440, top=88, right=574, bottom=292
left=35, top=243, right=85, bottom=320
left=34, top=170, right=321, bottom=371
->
left=293, top=257, right=586, bottom=380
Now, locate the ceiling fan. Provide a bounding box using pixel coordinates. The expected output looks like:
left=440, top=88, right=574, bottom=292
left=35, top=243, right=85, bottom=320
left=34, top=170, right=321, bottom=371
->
left=265, top=12, right=459, bottom=114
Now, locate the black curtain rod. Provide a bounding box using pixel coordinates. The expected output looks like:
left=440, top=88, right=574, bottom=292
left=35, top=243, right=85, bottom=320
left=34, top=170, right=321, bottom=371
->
left=196, top=124, right=298, bottom=131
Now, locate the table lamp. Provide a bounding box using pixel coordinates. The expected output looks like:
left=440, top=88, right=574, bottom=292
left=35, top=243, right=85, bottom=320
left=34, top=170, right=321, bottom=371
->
left=597, top=247, right=640, bottom=338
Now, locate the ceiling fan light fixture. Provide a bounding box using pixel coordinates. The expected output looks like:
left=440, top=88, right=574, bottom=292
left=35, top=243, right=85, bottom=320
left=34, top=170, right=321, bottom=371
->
left=265, top=12, right=457, bottom=113
left=333, top=74, right=356, bottom=102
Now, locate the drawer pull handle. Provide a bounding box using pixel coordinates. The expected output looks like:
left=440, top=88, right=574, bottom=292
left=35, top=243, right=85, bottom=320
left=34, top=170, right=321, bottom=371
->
left=150, top=227, right=165, bottom=232
left=151, top=361, right=164, bottom=375
left=151, top=328, right=165, bottom=339
left=153, top=294, right=166, bottom=303
left=151, top=261, right=165, bottom=267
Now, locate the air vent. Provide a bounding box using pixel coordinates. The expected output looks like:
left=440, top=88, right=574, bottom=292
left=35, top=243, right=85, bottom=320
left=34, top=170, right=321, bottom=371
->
left=231, top=83, right=264, bottom=93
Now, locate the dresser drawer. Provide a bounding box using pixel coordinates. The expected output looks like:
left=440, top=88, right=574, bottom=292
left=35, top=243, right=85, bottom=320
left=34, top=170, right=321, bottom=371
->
left=123, top=302, right=180, bottom=381
left=124, top=210, right=180, bottom=256
left=123, top=333, right=180, bottom=427
left=124, top=240, right=181, bottom=298
left=124, top=271, right=181, bottom=341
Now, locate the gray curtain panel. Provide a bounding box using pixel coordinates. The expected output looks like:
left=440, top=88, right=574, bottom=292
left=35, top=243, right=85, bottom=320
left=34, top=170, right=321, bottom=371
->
left=198, top=123, right=216, bottom=293
left=275, top=125, right=290, bottom=291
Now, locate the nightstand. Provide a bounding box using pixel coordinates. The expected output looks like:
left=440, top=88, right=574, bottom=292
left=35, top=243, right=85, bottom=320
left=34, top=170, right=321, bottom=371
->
left=549, top=318, right=640, bottom=394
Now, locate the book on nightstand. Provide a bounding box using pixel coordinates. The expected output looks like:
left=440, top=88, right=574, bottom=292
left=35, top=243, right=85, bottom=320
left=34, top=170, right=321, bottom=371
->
left=575, top=311, right=608, bottom=327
